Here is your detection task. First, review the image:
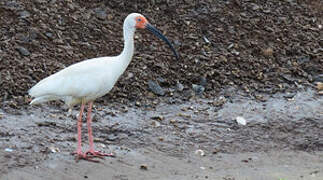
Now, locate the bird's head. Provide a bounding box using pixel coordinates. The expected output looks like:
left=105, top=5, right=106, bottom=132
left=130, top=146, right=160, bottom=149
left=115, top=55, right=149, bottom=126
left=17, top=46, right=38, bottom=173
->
left=124, top=13, right=179, bottom=60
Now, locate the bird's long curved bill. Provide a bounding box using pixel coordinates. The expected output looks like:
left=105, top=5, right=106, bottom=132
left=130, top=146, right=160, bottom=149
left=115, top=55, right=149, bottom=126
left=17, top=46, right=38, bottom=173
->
left=146, top=24, right=179, bottom=60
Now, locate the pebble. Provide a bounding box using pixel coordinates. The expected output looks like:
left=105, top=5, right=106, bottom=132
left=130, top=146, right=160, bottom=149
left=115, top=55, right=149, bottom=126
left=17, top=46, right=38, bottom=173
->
left=95, top=9, right=107, bottom=20
left=148, top=80, right=165, bottom=96
left=316, top=82, right=323, bottom=91
left=151, top=120, right=161, bottom=128
left=203, top=36, right=210, bottom=43
left=176, top=82, right=184, bottom=91
left=262, top=47, right=273, bottom=56
left=45, top=32, right=53, bottom=39
left=19, top=10, right=30, bottom=18
left=107, top=134, right=118, bottom=141
left=5, top=148, right=13, bottom=152
left=236, top=116, right=247, bottom=125
left=49, top=146, right=60, bottom=153
left=151, top=115, right=164, bottom=121
left=314, top=74, right=323, bottom=82
left=192, top=84, right=205, bottom=95
left=195, top=149, right=205, bottom=156
left=16, top=46, right=30, bottom=56
left=140, top=164, right=148, bottom=170
left=156, top=77, right=167, bottom=85
left=251, top=3, right=260, bottom=10
left=199, top=77, right=207, bottom=86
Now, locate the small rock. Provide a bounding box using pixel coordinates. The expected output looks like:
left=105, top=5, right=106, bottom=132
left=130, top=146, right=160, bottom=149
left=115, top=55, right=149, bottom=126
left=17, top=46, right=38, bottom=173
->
left=314, top=74, right=323, bottom=82
left=203, top=36, right=210, bottom=43
left=251, top=3, right=260, bottom=10
left=263, top=9, right=271, bottom=13
left=45, top=32, right=53, bottom=39
left=95, top=9, right=107, bottom=20
left=126, top=72, right=134, bottom=79
left=195, top=149, right=205, bottom=156
left=140, top=164, right=148, bottom=170
left=176, top=82, right=184, bottom=91
left=151, top=115, right=164, bottom=121
left=262, top=47, right=273, bottom=56
left=19, top=10, right=30, bottom=18
left=151, top=120, right=161, bottom=128
left=49, top=146, right=60, bottom=153
left=227, top=43, right=234, bottom=49
left=283, top=93, right=296, bottom=99
left=231, top=49, right=240, bottom=56
left=199, top=77, right=207, bottom=86
left=297, top=56, right=310, bottom=64
left=98, top=143, right=106, bottom=148
left=91, top=114, right=98, bottom=122
left=16, top=46, right=30, bottom=56
left=212, top=148, right=220, bottom=154
left=178, top=113, right=191, bottom=119
left=156, top=77, right=167, bottom=85
left=107, top=134, right=118, bottom=141
left=236, top=116, right=247, bottom=125
left=148, top=80, right=165, bottom=96
left=192, top=84, right=205, bottom=95
left=169, top=119, right=176, bottom=124
left=135, top=101, right=141, bottom=107
left=29, top=29, right=38, bottom=40
left=316, top=82, right=323, bottom=91
left=5, top=148, right=13, bottom=152
left=36, top=121, right=56, bottom=127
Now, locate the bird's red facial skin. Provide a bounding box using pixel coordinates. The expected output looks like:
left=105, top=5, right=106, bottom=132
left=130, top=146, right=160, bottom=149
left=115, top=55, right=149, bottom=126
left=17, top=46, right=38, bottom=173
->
left=135, top=16, right=148, bottom=29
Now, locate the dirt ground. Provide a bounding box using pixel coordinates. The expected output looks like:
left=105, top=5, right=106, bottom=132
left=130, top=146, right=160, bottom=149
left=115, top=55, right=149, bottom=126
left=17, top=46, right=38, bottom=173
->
left=0, top=0, right=323, bottom=179
left=0, top=90, right=322, bottom=179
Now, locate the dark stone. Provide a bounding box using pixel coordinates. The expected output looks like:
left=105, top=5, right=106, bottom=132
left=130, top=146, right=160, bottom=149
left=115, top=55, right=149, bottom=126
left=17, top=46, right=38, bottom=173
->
left=148, top=80, right=165, bottom=96
left=19, top=10, right=30, bottom=18
left=192, top=84, right=205, bottom=95
left=176, top=82, right=184, bottom=92
left=94, top=9, right=107, bottom=20
left=16, top=46, right=30, bottom=56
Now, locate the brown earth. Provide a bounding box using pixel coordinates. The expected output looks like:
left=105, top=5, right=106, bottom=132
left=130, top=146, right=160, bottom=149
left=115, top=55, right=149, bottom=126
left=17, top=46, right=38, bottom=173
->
left=0, top=0, right=322, bottom=107
left=0, top=0, right=323, bottom=179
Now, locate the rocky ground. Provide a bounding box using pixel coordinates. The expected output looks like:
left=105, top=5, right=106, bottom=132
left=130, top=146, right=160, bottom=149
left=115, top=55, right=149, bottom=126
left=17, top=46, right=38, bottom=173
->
left=0, top=0, right=322, bottom=179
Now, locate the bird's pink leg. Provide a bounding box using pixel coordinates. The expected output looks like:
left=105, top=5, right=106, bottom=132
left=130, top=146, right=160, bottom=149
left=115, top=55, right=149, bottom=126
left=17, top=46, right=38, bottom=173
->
left=85, top=101, right=114, bottom=157
left=72, top=101, right=99, bottom=162
left=76, top=102, right=84, bottom=155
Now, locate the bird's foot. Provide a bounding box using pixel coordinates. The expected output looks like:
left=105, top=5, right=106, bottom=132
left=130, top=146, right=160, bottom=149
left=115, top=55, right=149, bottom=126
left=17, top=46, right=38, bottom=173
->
left=72, top=151, right=101, bottom=163
left=85, top=149, right=115, bottom=157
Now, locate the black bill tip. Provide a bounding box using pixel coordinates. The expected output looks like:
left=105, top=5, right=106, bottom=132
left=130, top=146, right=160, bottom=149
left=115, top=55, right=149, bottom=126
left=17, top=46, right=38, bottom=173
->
left=145, top=23, right=179, bottom=60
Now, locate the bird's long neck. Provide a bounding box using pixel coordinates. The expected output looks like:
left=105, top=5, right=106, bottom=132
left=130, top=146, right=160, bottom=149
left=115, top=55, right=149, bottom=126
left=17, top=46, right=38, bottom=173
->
left=118, top=25, right=136, bottom=71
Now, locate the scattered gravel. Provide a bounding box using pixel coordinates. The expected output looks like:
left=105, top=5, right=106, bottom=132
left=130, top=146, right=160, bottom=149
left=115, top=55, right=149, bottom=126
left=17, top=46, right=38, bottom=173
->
left=0, top=0, right=322, bottom=108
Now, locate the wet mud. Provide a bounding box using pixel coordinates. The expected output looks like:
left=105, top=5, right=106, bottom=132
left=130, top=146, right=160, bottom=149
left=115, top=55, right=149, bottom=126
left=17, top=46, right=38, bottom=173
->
left=0, top=89, right=322, bottom=179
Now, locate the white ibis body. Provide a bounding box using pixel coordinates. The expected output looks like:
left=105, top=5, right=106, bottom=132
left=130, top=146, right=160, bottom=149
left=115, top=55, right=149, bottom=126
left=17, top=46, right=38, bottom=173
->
left=28, top=13, right=178, bottom=162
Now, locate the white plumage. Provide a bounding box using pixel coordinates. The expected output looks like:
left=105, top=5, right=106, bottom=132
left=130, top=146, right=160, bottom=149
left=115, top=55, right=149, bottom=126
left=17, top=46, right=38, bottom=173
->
left=29, top=56, right=123, bottom=107
left=28, top=13, right=178, bottom=162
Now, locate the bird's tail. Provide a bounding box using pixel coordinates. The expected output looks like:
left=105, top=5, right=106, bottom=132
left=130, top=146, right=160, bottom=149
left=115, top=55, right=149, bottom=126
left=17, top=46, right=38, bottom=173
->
left=30, top=95, right=61, bottom=105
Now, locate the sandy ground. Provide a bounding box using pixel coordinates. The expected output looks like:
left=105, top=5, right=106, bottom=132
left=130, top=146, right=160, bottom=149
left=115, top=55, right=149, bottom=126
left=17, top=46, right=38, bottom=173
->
left=2, top=149, right=323, bottom=180
left=0, top=89, right=322, bottom=179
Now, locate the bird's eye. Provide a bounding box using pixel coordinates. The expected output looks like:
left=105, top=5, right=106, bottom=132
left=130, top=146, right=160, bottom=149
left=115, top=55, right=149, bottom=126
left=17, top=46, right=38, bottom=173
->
left=137, top=18, right=142, bottom=22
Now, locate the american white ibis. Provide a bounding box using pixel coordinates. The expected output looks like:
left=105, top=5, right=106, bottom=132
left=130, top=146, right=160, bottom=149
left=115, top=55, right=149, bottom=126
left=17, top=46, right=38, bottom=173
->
left=28, top=13, right=178, bottom=162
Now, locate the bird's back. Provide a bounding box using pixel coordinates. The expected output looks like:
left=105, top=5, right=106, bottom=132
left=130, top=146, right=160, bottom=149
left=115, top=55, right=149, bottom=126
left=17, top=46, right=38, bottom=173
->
left=29, top=56, right=122, bottom=105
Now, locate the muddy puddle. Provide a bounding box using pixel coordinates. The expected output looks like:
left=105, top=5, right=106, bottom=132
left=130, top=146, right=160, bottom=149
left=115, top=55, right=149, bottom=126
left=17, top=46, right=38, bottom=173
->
left=0, top=89, right=322, bottom=179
